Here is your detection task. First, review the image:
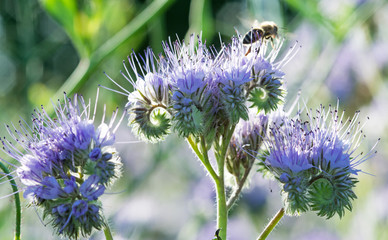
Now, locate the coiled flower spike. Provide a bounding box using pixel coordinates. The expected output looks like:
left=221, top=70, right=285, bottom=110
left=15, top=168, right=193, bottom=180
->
left=1, top=90, right=125, bottom=239
left=104, top=48, right=171, bottom=143
left=262, top=101, right=379, bottom=218
left=245, top=38, right=299, bottom=114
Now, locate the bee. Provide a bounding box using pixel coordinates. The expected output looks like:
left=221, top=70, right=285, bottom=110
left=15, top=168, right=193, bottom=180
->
left=243, top=21, right=278, bottom=55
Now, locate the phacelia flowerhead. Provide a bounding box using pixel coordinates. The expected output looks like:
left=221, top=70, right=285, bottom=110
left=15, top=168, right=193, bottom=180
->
left=104, top=30, right=298, bottom=143
left=114, top=48, right=171, bottom=143
left=1, top=91, right=124, bottom=239
left=164, top=35, right=215, bottom=137
left=246, top=39, right=293, bottom=114
left=216, top=36, right=254, bottom=123
left=262, top=102, right=379, bottom=218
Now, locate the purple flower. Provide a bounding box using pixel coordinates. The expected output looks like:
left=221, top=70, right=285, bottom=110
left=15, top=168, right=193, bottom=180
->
left=16, top=155, right=46, bottom=186
left=54, top=204, right=70, bottom=217
left=51, top=201, right=104, bottom=238
left=65, top=121, right=95, bottom=151
left=89, top=147, right=102, bottom=161
left=103, top=30, right=299, bottom=142
left=262, top=103, right=379, bottom=217
left=216, top=37, right=254, bottom=86
left=94, top=123, right=115, bottom=147
left=164, top=35, right=214, bottom=94
left=64, top=176, right=78, bottom=195
left=72, top=200, right=89, bottom=218
left=114, top=49, right=172, bottom=143
left=34, top=176, right=64, bottom=200
left=172, top=69, right=208, bottom=95
left=1, top=92, right=123, bottom=238
left=233, top=110, right=268, bottom=148
left=80, top=175, right=105, bottom=201
left=265, top=117, right=314, bottom=174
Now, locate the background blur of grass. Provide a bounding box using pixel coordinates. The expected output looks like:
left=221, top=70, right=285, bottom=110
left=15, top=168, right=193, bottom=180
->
left=1, top=0, right=388, bottom=239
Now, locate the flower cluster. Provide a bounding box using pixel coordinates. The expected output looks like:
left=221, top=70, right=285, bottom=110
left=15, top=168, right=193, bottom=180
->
left=0, top=20, right=380, bottom=240
left=1, top=92, right=124, bottom=238
left=102, top=28, right=377, bottom=229
left=262, top=103, right=379, bottom=218
left=108, top=33, right=298, bottom=143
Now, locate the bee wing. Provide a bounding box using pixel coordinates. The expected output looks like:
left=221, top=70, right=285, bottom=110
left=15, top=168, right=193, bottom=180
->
left=276, top=27, right=296, bottom=40
left=252, top=19, right=261, bottom=28
left=237, top=17, right=262, bottom=29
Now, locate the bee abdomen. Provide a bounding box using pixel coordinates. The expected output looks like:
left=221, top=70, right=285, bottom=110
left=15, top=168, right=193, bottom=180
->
left=243, top=28, right=264, bottom=44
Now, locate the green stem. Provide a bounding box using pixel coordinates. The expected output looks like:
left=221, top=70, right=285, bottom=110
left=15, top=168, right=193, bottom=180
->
left=215, top=165, right=227, bottom=240
left=219, top=125, right=236, bottom=162
left=187, top=124, right=236, bottom=240
left=0, top=162, right=21, bottom=240
left=256, top=208, right=285, bottom=240
left=200, top=135, right=229, bottom=239
left=214, top=124, right=236, bottom=240
left=186, top=135, right=203, bottom=159
left=226, top=161, right=253, bottom=210
left=186, top=136, right=218, bottom=181
left=199, top=135, right=218, bottom=181
left=103, top=221, right=113, bottom=240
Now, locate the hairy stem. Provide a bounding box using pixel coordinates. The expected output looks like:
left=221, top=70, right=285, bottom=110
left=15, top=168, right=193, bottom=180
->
left=199, top=135, right=219, bottom=181
left=214, top=124, right=236, bottom=240
left=0, top=162, right=21, bottom=240
left=226, top=161, right=254, bottom=209
left=102, top=215, right=114, bottom=240
left=256, top=208, right=285, bottom=240
left=215, top=171, right=227, bottom=240
left=103, top=224, right=113, bottom=240
left=187, top=135, right=218, bottom=181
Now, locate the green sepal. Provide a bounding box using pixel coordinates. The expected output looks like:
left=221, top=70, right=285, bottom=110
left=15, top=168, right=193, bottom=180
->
left=172, top=104, right=204, bottom=137
left=278, top=171, right=311, bottom=216
left=256, top=149, right=274, bottom=179
left=130, top=106, right=171, bottom=143
left=248, top=86, right=285, bottom=114
left=307, top=169, right=358, bottom=219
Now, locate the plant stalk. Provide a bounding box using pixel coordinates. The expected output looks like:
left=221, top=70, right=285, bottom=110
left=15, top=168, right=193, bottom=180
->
left=226, top=161, right=253, bottom=209
left=214, top=124, right=236, bottom=240
left=0, top=162, right=21, bottom=240
left=103, top=222, right=113, bottom=240
left=256, top=208, right=285, bottom=240
left=215, top=168, right=227, bottom=240
left=187, top=135, right=218, bottom=181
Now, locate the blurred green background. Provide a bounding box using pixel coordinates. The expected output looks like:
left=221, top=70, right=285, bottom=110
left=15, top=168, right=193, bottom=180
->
left=1, top=0, right=388, bottom=239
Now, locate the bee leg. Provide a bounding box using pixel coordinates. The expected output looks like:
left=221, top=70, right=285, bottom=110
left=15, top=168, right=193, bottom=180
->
left=256, top=46, right=261, bottom=55
left=245, top=46, right=252, bottom=56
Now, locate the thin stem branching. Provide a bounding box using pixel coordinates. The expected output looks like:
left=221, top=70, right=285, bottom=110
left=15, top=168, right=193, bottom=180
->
left=256, top=208, right=285, bottom=240
left=0, top=162, right=21, bottom=240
